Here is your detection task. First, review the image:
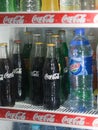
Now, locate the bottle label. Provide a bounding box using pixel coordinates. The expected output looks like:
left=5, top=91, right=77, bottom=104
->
left=70, top=56, right=92, bottom=75
left=4, top=71, right=14, bottom=79
left=44, top=73, right=59, bottom=80
left=31, top=71, right=39, bottom=77
left=0, top=74, right=3, bottom=80
left=13, top=68, right=22, bottom=74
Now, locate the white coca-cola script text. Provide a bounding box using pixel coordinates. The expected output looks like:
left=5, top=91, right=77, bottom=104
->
left=5, top=111, right=26, bottom=120
left=62, top=116, right=86, bottom=125
left=32, top=15, right=55, bottom=23
left=3, top=16, right=24, bottom=24
left=33, top=113, right=55, bottom=122
left=62, top=14, right=86, bottom=23
left=44, top=73, right=59, bottom=80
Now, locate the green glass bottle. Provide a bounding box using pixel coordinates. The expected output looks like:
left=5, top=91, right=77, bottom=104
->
left=52, top=34, right=66, bottom=105
left=0, top=0, right=20, bottom=12
left=22, top=31, right=32, bottom=100
left=58, top=29, right=70, bottom=100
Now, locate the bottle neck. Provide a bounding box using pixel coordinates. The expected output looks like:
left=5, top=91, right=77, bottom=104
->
left=52, top=36, right=60, bottom=48
left=0, top=45, right=8, bottom=59
left=59, top=31, right=66, bottom=43
left=25, top=33, right=32, bottom=45
left=33, top=34, right=41, bottom=44
left=13, top=43, right=21, bottom=55
left=46, top=44, right=56, bottom=58
left=34, top=42, right=44, bottom=57
left=46, top=33, right=53, bottom=43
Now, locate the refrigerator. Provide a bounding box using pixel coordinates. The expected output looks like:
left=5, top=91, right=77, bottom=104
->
left=0, top=6, right=98, bottom=130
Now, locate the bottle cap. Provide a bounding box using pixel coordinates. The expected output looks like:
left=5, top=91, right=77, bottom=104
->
left=75, top=28, right=85, bottom=35
left=33, top=33, right=41, bottom=37
left=0, top=43, right=7, bottom=46
left=35, top=42, right=43, bottom=45
left=14, top=40, right=22, bottom=44
left=47, top=43, right=55, bottom=46
left=24, top=31, right=32, bottom=35
left=52, top=34, right=59, bottom=38
left=46, top=30, right=53, bottom=34
left=58, top=29, right=66, bottom=33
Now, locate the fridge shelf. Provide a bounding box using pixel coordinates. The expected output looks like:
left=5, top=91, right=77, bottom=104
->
left=0, top=102, right=98, bottom=129
left=0, top=11, right=98, bottom=27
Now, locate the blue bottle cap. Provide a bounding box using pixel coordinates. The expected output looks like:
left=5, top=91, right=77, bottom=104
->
left=75, top=28, right=85, bottom=35
left=70, top=28, right=89, bottom=45
left=32, top=124, right=40, bottom=130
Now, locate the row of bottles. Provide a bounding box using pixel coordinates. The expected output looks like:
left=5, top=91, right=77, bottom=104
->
left=12, top=122, right=95, bottom=130
left=0, top=27, right=98, bottom=113
left=30, top=30, right=69, bottom=110
left=0, top=0, right=98, bottom=12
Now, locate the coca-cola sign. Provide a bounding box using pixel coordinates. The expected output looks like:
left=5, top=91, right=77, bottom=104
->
left=62, top=14, right=86, bottom=23
left=32, top=14, right=55, bottom=24
left=5, top=111, right=26, bottom=120
left=33, top=113, right=55, bottom=123
left=62, top=116, right=86, bottom=126
left=3, top=15, right=24, bottom=24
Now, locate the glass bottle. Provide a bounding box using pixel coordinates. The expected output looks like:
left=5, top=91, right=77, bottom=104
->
left=0, top=0, right=20, bottom=12
left=0, top=43, right=15, bottom=106
left=30, top=42, right=45, bottom=105
left=41, top=0, right=59, bottom=11
left=33, top=33, right=41, bottom=44
left=45, top=30, right=53, bottom=44
left=43, top=43, right=60, bottom=110
left=22, top=31, right=32, bottom=100
left=58, top=30, right=70, bottom=100
left=52, top=34, right=66, bottom=105
left=12, top=40, right=24, bottom=101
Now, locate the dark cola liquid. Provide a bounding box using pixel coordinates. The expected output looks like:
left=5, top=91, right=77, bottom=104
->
left=0, top=58, right=15, bottom=106
left=43, top=58, right=60, bottom=110
left=13, top=54, right=24, bottom=101
left=30, top=57, right=45, bottom=105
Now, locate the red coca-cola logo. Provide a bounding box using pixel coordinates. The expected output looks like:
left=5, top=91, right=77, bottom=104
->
left=32, top=14, right=55, bottom=23
left=5, top=111, right=26, bottom=120
left=33, top=113, right=55, bottom=122
left=3, top=15, right=24, bottom=24
left=62, top=14, right=86, bottom=23
left=62, top=116, right=85, bottom=126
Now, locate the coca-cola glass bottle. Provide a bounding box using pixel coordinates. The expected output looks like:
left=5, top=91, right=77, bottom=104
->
left=0, top=43, right=15, bottom=106
left=30, top=42, right=45, bottom=105
left=12, top=40, right=24, bottom=101
left=43, top=43, right=60, bottom=110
